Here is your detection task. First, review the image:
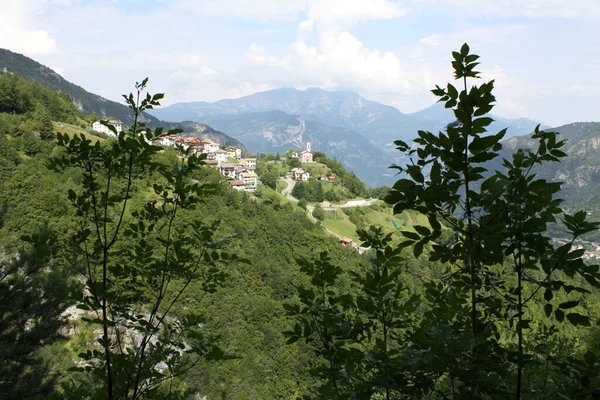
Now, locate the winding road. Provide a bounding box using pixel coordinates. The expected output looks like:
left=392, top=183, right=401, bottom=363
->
left=281, top=177, right=373, bottom=252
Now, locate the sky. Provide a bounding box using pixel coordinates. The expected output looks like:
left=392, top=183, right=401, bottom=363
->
left=0, top=0, right=598, bottom=127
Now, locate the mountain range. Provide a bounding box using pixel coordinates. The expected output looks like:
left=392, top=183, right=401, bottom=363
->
left=0, top=49, right=244, bottom=149
left=3, top=47, right=598, bottom=198
left=149, top=87, right=546, bottom=186
left=499, top=122, right=600, bottom=207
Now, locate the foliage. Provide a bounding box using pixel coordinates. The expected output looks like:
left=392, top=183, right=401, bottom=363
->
left=45, top=79, right=237, bottom=399
left=289, top=44, right=600, bottom=400
left=313, top=151, right=367, bottom=197
left=0, top=229, right=75, bottom=399
left=292, top=180, right=324, bottom=202
left=0, top=49, right=161, bottom=127
left=298, top=198, right=308, bottom=210
left=285, top=228, right=423, bottom=399
left=385, top=43, right=600, bottom=399
left=3, top=44, right=600, bottom=400
left=0, top=72, right=373, bottom=399
left=0, top=71, right=81, bottom=131
left=258, top=167, right=280, bottom=190
left=287, top=157, right=302, bottom=169
left=313, top=205, right=325, bottom=221
left=368, top=185, right=391, bottom=200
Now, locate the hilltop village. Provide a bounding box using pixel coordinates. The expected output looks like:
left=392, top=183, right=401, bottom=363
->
left=154, top=134, right=315, bottom=192
left=92, top=121, right=343, bottom=192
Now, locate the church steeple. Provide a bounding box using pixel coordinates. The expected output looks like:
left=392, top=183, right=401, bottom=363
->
left=306, top=138, right=311, bottom=153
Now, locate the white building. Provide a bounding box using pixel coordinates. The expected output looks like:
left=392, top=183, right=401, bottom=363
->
left=200, top=140, right=220, bottom=154
left=300, top=139, right=313, bottom=163
left=225, top=147, right=242, bottom=159
left=240, top=172, right=258, bottom=191
left=92, top=120, right=123, bottom=137
left=214, top=149, right=229, bottom=164
left=291, top=167, right=310, bottom=181
left=157, top=134, right=177, bottom=147
left=240, top=158, right=257, bottom=170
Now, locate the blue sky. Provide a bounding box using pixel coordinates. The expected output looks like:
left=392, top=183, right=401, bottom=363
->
left=1, top=0, right=598, bottom=126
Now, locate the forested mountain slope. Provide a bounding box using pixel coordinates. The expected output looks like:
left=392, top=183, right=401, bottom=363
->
left=0, top=74, right=367, bottom=397
left=0, top=49, right=244, bottom=149
left=494, top=122, right=600, bottom=206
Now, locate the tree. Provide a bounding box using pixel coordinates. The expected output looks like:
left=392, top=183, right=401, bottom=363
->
left=284, top=252, right=356, bottom=399
left=312, top=205, right=325, bottom=221
left=47, top=79, right=235, bottom=399
left=324, top=190, right=337, bottom=202
left=0, top=229, right=74, bottom=399
left=297, top=198, right=308, bottom=210
left=288, top=157, right=301, bottom=169
left=288, top=43, right=600, bottom=400
left=386, top=43, right=600, bottom=399
left=259, top=168, right=279, bottom=190
left=19, top=131, right=42, bottom=156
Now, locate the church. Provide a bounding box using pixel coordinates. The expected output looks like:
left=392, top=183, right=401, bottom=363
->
left=300, top=139, right=313, bottom=163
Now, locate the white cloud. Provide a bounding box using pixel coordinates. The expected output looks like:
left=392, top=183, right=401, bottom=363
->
left=243, top=0, right=412, bottom=96
left=170, top=0, right=306, bottom=20
left=3, top=0, right=596, bottom=127
left=0, top=0, right=59, bottom=55
left=420, top=34, right=442, bottom=47
left=248, top=44, right=291, bottom=69
left=293, top=31, right=412, bottom=91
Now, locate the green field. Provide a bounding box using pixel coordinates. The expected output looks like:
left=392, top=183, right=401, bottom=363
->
left=321, top=210, right=360, bottom=242
left=53, top=122, right=105, bottom=143
left=277, top=179, right=288, bottom=192
left=319, top=204, right=435, bottom=245
left=302, top=162, right=331, bottom=177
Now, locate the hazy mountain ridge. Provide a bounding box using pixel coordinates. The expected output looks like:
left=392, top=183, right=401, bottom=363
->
left=494, top=122, right=600, bottom=206
left=0, top=48, right=244, bottom=149
left=150, top=88, right=546, bottom=187
left=409, top=102, right=548, bottom=140
left=200, top=110, right=395, bottom=186
left=150, top=88, right=414, bottom=150
left=150, top=87, right=544, bottom=148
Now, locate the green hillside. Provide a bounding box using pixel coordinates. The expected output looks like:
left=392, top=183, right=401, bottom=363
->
left=0, top=48, right=161, bottom=126
left=0, top=76, right=367, bottom=398
left=0, top=48, right=245, bottom=149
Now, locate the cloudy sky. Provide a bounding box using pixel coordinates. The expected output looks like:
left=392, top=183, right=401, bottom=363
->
left=1, top=0, right=598, bottom=126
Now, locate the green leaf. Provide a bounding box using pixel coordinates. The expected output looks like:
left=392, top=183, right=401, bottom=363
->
left=286, top=336, right=300, bottom=345
left=558, top=300, right=579, bottom=309
left=414, top=225, right=431, bottom=236
left=544, top=303, right=552, bottom=318
left=414, top=242, right=424, bottom=258
left=401, top=231, right=420, bottom=241
left=567, top=313, right=591, bottom=326
left=447, top=84, right=458, bottom=99
left=460, top=43, right=470, bottom=57
left=555, top=309, right=564, bottom=322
